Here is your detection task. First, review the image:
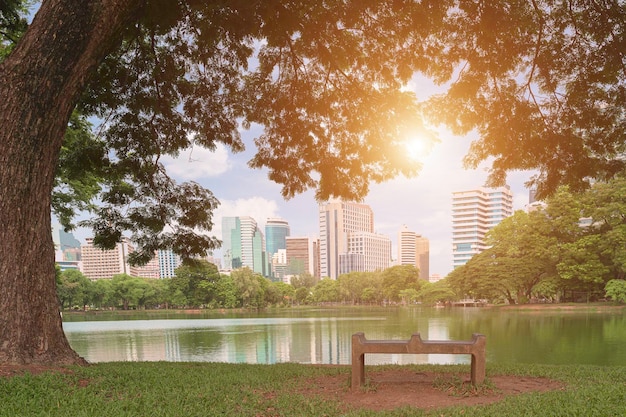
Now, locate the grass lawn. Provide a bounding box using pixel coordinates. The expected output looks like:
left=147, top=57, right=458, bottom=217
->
left=1, top=362, right=625, bottom=416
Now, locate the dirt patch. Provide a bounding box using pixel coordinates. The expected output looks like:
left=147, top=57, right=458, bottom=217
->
left=302, top=369, right=565, bottom=411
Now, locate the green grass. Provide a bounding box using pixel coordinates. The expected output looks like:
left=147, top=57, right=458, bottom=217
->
left=1, top=362, right=625, bottom=416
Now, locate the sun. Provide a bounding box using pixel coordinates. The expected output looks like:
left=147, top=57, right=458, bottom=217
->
left=404, top=132, right=436, bottom=163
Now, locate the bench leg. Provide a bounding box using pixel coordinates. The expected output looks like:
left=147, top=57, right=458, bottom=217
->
left=351, top=352, right=365, bottom=389
left=470, top=352, right=486, bottom=385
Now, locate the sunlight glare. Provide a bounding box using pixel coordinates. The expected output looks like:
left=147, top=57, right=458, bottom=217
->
left=404, top=132, right=435, bottom=164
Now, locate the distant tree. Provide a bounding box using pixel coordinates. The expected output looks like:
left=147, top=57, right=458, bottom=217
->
left=337, top=272, right=369, bottom=304
left=312, top=278, right=340, bottom=303
left=398, top=288, right=420, bottom=304
left=269, top=282, right=295, bottom=307
left=213, top=275, right=239, bottom=309
left=381, top=265, right=422, bottom=303
left=448, top=209, right=562, bottom=304
left=91, top=279, right=113, bottom=309
left=294, top=287, right=311, bottom=305
left=146, top=279, right=170, bottom=309
left=290, top=273, right=318, bottom=290
left=110, top=274, right=145, bottom=310
left=605, top=280, right=626, bottom=304
left=360, top=272, right=384, bottom=305
left=231, top=268, right=263, bottom=309
left=56, top=269, right=92, bottom=310
left=417, top=281, right=457, bottom=305
left=172, top=260, right=220, bottom=307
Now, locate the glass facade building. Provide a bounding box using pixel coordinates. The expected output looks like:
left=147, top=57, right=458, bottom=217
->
left=222, top=216, right=266, bottom=276
left=265, top=218, right=290, bottom=257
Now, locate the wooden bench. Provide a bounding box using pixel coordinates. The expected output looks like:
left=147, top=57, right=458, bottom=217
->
left=351, top=332, right=486, bottom=389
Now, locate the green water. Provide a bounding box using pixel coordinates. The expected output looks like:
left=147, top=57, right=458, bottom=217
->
left=62, top=306, right=626, bottom=366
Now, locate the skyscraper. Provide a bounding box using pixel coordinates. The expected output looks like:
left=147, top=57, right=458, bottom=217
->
left=81, top=237, right=132, bottom=279
left=452, top=185, right=513, bottom=268
left=319, top=199, right=377, bottom=279
left=265, top=218, right=290, bottom=257
left=285, top=236, right=320, bottom=278
left=398, top=225, right=429, bottom=279
left=221, top=217, right=239, bottom=270
left=342, top=231, right=392, bottom=274
left=52, top=223, right=82, bottom=262
left=265, top=218, right=290, bottom=279
left=222, top=216, right=267, bottom=275
left=158, top=249, right=181, bottom=278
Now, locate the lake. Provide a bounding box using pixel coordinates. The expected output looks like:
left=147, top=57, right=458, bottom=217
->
left=62, top=306, right=626, bottom=366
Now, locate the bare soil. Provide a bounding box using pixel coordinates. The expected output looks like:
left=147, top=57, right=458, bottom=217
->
left=1, top=365, right=565, bottom=412
left=301, top=369, right=565, bottom=412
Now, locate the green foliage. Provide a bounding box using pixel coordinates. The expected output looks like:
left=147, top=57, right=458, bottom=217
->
left=290, top=273, right=319, bottom=290
left=56, top=269, right=92, bottom=310
left=7, top=0, right=626, bottom=268
left=424, top=1, right=626, bottom=199
left=417, top=280, right=457, bottom=305
left=171, top=260, right=220, bottom=307
left=110, top=274, right=150, bottom=310
left=0, top=0, right=28, bottom=59
left=230, top=267, right=266, bottom=309
left=311, top=278, right=339, bottom=303
left=381, top=265, right=422, bottom=303
left=447, top=178, right=626, bottom=304
left=294, top=287, right=311, bottom=305
left=605, top=280, right=626, bottom=304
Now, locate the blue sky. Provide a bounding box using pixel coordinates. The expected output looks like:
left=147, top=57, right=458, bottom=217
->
left=157, top=74, right=535, bottom=277
left=63, top=78, right=533, bottom=278
left=155, top=122, right=533, bottom=277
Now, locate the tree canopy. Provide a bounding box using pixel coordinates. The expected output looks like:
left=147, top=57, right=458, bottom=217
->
left=1, top=0, right=626, bottom=364
left=5, top=0, right=626, bottom=263
left=447, top=177, right=626, bottom=304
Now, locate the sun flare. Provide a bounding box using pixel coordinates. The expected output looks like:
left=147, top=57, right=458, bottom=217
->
left=404, top=132, right=436, bottom=163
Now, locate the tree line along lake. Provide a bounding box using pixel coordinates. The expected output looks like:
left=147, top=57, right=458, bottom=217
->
left=62, top=305, right=626, bottom=366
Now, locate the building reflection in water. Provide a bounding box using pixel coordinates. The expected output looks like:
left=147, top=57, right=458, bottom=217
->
left=64, top=316, right=471, bottom=365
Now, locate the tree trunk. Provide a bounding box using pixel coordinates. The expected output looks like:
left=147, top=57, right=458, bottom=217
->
left=0, top=0, right=141, bottom=365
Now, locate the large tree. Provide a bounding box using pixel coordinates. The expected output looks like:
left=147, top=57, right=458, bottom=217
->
left=1, top=0, right=625, bottom=365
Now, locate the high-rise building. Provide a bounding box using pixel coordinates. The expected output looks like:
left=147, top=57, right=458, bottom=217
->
left=398, top=225, right=429, bottom=279
left=222, top=216, right=267, bottom=276
left=81, top=238, right=161, bottom=279
left=319, top=200, right=376, bottom=279
left=345, top=231, right=391, bottom=273
left=452, top=185, right=513, bottom=268
left=271, top=249, right=288, bottom=282
left=265, top=218, right=290, bottom=279
left=265, top=218, right=290, bottom=257
left=158, top=249, right=181, bottom=278
left=285, top=236, right=320, bottom=278
left=81, top=238, right=133, bottom=280
left=131, top=256, right=160, bottom=279
left=52, top=223, right=82, bottom=262
left=221, top=217, right=239, bottom=270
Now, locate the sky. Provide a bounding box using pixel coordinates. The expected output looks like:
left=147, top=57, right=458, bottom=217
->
left=152, top=114, right=534, bottom=278
left=64, top=79, right=534, bottom=279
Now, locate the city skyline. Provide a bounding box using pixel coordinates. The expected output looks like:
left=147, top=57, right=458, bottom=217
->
left=57, top=74, right=534, bottom=278
left=62, top=134, right=532, bottom=278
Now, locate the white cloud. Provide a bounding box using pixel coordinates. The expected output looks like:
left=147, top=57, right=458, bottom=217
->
left=162, top=143, right=231, bottom=180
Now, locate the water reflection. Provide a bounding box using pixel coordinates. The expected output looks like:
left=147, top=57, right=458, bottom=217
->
left=63, top=307, right=626, bottom=366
